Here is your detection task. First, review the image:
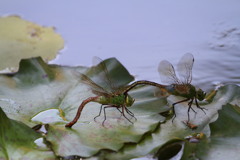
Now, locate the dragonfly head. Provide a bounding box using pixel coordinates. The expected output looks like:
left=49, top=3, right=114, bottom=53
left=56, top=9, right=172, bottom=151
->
left=125, top=94, right=135, bottom=107
left=196, top=88, right=206, bottom=101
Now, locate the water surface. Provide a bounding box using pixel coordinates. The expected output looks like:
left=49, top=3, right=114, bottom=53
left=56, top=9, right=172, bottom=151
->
left=1, top=0, right=239, bottom=95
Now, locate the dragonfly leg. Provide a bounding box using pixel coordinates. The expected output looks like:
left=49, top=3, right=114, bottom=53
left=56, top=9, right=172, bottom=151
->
left=188, top=100, right=196, bottom=114
left=125, top=108, right=134, bottom=116
left=125, top=108, right=137, bottom=121
left=195, top=98, right=207, bottom=114
left=187, top=99, right=194, bottom=122
left=171, top=106, right=176, bottom=123
left=121, top=106, right=134, bottom=124
left=116, top=107, right=122, bottom=114
left=116, top=107, right=137, bottom=121
left=94, top=105, right=103, bottom=122
left=172, top=98, right=190, bottom=122
left=102, top=105, right=117, bottom=126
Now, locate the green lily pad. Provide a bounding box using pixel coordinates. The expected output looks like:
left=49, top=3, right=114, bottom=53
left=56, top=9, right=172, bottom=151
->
left=0, top=57, right=169, bottom=158
left=0, top=16, right=64, bottom=73
left=0, top=55, right=239, bottom=159
left=0, top=57, right=82, bottom=126
left=0, top=107, right=55, bottom=159
left=46, top=63, right=168, bottom=157
left=191, top=104, right=240, bottom=160
left=181, top=103, right=240, bottom=160
left=103, top=85, right=240, bottom=160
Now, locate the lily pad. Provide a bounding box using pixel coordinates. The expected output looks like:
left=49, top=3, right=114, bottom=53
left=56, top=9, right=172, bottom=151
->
left=192, top=104, right=240, bottom=160
left=0, top=57, right=169, bottom=158
left=0, top=57, right=82, bottom=126
left=46, top=64, right=169, bottom=157
left=0, top=16, right=64, bottom=73
left=103, top=85, right=240, bottom=160
left=0, top=107, right=55, bottom=159
left=0, top=55, right=239, bottom=159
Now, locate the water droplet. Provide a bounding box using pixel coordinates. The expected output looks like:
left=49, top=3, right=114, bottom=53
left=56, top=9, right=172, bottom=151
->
left=34, top=138, right=48, bottom=150
left=31, top=109, right=65, bottom=124
left=80, top=121, right=91, bottom=124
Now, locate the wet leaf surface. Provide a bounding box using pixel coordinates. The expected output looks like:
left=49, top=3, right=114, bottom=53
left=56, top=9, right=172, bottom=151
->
left=0, top=107, right=55, bottom=159
left=0, top=57, right=168, bottom=158
left=0, top=56, right=239, bottom=159
left=103, top=85, right=240, bottom=160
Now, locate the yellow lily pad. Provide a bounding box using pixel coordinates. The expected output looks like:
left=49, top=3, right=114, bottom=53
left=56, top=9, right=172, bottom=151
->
left=0, top=16, right=64, bottom=73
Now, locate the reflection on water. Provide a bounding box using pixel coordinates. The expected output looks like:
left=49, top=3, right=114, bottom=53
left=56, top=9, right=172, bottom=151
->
left=135, top=49, right=240, bottom=93
left=135, top=26, right=240, bottom=92
left=194, top=47, right=240, bottom=91
left=193, top=26, right=240, bottom=91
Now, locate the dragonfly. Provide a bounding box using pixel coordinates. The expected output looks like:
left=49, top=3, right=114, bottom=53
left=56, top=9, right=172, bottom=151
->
left=65, top=58, right=136, bottom=128
left=65, top=54, right=206, bottom=127
left=124, top=53, right=206, bottom=122
left=157, top=53, right=206, bottom=122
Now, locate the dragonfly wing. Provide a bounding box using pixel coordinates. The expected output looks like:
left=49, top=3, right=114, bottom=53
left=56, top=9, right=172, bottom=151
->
left=176, top=53, right=194, bottom=84
left=80, top=74, right=110, bottom=96
left=92, top=90, right=111, bottom=97
left=158, top=60, right=180, bottom=84
left=92, top=56, right=117, bottom=93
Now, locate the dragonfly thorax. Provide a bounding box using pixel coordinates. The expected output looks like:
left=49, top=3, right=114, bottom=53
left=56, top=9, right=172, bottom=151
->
left=166, top=84, right=197, bottom=99
left=165, top=84, right=206, bottom=101
left=97, top=94, right=135, bottom=107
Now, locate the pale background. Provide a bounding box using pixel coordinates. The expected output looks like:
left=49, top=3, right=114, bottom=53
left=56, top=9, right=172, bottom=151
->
left=1, top=0, right=240, bottom=91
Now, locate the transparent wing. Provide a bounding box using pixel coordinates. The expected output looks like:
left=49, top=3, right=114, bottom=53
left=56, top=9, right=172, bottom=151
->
left=176, top=53, right=194, bottom=84
left=158, top=60, right=180, bottom=84
left=80, top=74, right=110, bottom=97
left=92, top=56, right=117, bottom=93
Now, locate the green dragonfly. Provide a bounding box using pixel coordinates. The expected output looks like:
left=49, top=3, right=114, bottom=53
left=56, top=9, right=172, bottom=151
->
left=157, top=53, right=206, bottom=122
left=65, top=58, right=136, bottom=128
left=65, top=54, right=206, bottom=128
left=124, top=53, right=207, bottom=122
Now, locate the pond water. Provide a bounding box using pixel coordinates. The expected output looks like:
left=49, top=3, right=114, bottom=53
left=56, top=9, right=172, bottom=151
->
left=1, top=0, right=240, bottom=93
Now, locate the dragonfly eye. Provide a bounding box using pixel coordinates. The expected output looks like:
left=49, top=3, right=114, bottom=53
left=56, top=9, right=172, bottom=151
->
left=196, top=89, right=206, bottom=101
left=125, top=95, right=135, bottom=107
